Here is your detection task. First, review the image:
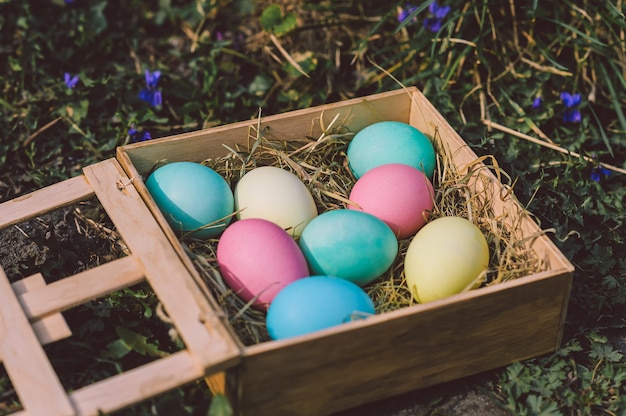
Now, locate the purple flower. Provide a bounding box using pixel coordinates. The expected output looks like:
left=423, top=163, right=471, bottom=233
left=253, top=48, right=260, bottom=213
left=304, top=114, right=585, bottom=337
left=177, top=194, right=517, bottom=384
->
left=128, top=127, right=152, bottom=143
left=398, top=5, right=418, bottom=23
left=139, top=70, right=162, bottom=107
left=532, top=96, right=542, bottom=109
left=561, top=92, right=582, bottom=124
left=424, top=1, right=450, bottom=32
left=64, top=72, right=79, bottom=89
left=590, top=166, right=611, bottom=182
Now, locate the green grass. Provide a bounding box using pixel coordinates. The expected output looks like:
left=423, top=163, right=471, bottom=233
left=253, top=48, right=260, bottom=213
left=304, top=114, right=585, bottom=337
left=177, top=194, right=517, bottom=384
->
left=1, top=0, right=625, bottom=415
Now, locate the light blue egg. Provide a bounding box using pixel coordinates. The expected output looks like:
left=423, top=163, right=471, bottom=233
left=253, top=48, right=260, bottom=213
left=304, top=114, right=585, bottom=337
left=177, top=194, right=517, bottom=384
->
left=347, top=121, right=436, bottom=179
left=145, top=161, right=234, bottom=239
left=298, top=209, right=398, bottom=286
left=266, top=275, right=376, bottom=340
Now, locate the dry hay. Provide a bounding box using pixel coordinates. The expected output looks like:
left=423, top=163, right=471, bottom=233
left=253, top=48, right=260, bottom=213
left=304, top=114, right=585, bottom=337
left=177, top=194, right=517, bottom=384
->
left=180, top=110, right=548, bottom=346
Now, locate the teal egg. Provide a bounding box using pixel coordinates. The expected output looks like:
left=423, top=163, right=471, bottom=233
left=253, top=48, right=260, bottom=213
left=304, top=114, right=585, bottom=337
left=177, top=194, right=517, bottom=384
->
left=298, top=209, right=398, bottom=286
left=145, top=161, right=234, bottom=239
left=347, top=121, right=436, bottom=179
left=266, top=275, right=376, bottom=340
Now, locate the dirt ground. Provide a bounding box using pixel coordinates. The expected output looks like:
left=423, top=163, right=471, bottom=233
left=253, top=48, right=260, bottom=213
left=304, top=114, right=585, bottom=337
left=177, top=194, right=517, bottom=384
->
left=0, top=198, right=124, bottom=285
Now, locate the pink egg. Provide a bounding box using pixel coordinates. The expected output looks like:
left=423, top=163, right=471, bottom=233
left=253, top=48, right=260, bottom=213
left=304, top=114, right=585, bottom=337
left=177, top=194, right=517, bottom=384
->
left=216, top=218, right=309, bottom=310
left=347, top=163, right=434, bottom=240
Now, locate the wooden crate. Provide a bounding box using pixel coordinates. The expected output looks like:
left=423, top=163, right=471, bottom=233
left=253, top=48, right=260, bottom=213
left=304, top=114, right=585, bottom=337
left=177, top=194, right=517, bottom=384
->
left=0, top=87, right=574, bottom=415
left=116, top=87, right=574, bottom=415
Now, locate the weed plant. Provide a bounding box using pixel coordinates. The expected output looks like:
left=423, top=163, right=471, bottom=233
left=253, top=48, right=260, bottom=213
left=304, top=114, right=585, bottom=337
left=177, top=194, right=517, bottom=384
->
left=0, top=0, right=625, bottom=415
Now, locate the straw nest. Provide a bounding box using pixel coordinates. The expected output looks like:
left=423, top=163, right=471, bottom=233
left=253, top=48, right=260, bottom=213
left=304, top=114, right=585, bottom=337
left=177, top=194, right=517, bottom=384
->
left=181, top=111, right=548, bottom=346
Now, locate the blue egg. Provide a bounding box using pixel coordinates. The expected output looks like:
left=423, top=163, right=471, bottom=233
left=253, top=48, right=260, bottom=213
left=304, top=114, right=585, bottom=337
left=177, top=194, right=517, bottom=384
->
left=347, top=121, right=436, bottom=179
left=145, top=161, right=234, bottom=239
left=298, top=209, right=398, bottom=286
left=266, top=276, right=376, bottom=340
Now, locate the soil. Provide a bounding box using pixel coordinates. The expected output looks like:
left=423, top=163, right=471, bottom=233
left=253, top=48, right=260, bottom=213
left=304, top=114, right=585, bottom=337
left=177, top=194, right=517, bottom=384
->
left=0, top=198, right=124, bottom=285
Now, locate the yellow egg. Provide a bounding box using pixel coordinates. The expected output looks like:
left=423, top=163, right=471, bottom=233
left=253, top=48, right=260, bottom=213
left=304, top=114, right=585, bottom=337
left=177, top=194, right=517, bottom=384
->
left=404, top=216, right=489, bottom=303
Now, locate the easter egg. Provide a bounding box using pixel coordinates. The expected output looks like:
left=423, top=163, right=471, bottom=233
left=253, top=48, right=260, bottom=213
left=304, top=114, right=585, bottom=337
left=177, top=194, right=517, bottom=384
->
left=145, top=161, right=234, bottom=239
left=216, top=218, right=309, bottom=309
left=404, top=216, right=489, bottom=303
left=348, top=163, right=434, bottom=239
left=266, top=275, right=376, bottom=340
left=234, top=166, right=318, bottom=238
left=347, top=121, right=436, bottom=179
left=298, top=209, right=398, bottom=286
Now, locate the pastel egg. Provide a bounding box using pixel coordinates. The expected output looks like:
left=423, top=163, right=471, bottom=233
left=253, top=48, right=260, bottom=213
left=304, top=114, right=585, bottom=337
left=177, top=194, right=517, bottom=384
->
left=145, top=161, right=234, bottom=239
left=234, top=166, right=318, bottom=238
left=348, top=163, right=434, bottom=239
left=298, top=209, right=398, bottom=286
left=347, top=121, right=436, bottom=179
left=216, top=218, right=310, bottom=310
left=404, top=216, right=489, bottom=303
left=266, top=275, right=376, bottom=340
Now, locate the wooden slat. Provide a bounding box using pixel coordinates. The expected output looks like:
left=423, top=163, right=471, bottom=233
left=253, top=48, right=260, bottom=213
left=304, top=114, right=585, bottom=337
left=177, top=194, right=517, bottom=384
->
left=11, top=351, right=204, bottom=416
left=0, top=268, right=75, bottom=416
left=82, top=159, right=240, bottom=373
left=235, top=270, right=573, bottom=416
left=69, top=351, right=203, bottom=415
left=17, top=256, right=144, bottom=320
left=117, top=88, right=412, bottom=175
left=12, top=274, right=72, bottom=345
left=0, top=175, right=93, bottom=229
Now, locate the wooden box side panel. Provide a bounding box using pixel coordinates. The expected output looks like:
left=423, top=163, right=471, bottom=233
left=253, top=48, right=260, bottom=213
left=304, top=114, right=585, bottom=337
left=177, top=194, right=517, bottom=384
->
left=408, top=89, right=573, bottom=274
left=233, top=270, right=572, bottom=416
left=118, top=88, right=414, bottom=176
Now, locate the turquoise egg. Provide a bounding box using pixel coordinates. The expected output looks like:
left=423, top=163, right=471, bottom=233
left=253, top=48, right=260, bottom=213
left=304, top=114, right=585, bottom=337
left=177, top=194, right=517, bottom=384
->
left=266, top=275, right=376, bottom=340
left=347, top=121, right=436, bottom=179
left=145, top=161, right=234, bottom=239
left=298, top=209, right=398, bottom=286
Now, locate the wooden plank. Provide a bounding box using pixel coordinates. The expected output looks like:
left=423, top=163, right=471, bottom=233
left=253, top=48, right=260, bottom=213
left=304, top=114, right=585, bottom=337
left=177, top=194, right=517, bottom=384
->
left=234, top=270, right=573, bottom=416
left=117, top=88, right=413, bottom=175
left=12, top=274, right=72, bottom=346
left=0, top=268, right=75, bottom=416
left=10, top=351, right=205, bottom=416
left=17, top=256, right=144, bottom=320
left=69, top=351, right=203, bottom=416
left=0, top=175, right=93, bottom=229
left=82, top=159, right=241, bottom=373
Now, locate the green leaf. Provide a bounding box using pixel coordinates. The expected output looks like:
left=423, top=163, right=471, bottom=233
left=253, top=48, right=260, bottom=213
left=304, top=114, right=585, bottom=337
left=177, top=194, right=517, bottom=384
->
left=115, top=326, right=168, bottom=358
left=283, top=51, right=317, bottom=77
left=599, top=63, right=626, bottom=134
left=208, top=394, right=233, bottom=416
left=248, top=74, right=272, bottom=97
left=589, top=342, right=623, bottom=363
left=260, top=5, right=296, bottom=36
left=273, top=12, right=297, bottom=36
left=102, top=339, right=132, bottom=360
left=260, top=5, right=282, bottom=32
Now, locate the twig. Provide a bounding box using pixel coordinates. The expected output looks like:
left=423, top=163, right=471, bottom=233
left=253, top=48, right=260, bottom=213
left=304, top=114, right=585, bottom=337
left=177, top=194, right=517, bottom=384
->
left=483, top=120, right=626, bottom=175
left=22, top=116, right=62, bottom=147
left=269, top=32, right=310, bottom=78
